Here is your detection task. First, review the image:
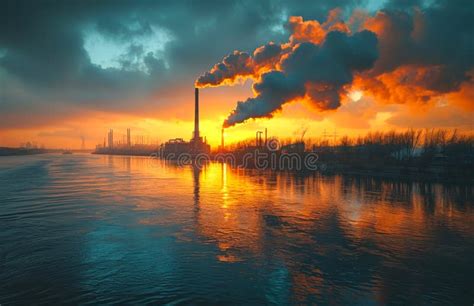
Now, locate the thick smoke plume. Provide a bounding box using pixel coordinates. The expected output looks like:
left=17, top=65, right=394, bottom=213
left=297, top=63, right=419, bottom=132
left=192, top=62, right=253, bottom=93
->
left=197, top=1, right=474, bottom=127
left=224, top=30, right=377, bottom=127
left=195, top=42, right=284, bottom=88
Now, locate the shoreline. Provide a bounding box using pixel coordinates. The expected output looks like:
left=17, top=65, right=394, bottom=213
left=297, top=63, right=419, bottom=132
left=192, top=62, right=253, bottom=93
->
left=92, top=151, right=474, bottom=184
left=0, top=147, right=47, bottom=156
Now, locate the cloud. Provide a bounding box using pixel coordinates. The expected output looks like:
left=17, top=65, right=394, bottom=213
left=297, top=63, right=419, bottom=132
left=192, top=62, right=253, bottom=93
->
left=359, top=0, right=474, bottom=103
left=198, top=0, right=474, bottom=128
left=1, top=0, right=472, bottom=134
left=196, top=11, right=379, bottom=128
left=253, top=42, right=282, bottom=65
left=0, top=0, right=362, bottom=130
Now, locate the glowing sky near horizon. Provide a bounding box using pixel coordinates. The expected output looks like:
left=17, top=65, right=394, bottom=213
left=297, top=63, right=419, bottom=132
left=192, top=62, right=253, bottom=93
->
left=0, top=0, right=472, bottom=149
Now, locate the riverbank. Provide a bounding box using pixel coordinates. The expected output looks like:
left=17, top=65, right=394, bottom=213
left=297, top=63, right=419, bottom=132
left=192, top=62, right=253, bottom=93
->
left=0, top=147, right=47, bottom=156
left=319, top=162, right=474, bottom=184
left=93, top=149, right=156, bottom=156
left=92, top=148, right=474, bottom=183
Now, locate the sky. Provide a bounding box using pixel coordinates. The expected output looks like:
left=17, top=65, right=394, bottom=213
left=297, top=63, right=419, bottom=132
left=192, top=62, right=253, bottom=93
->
left=0, top=0, right=473, bottom=149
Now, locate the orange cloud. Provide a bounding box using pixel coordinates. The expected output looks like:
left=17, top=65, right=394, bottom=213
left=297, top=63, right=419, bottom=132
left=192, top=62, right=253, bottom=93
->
left=288, top=9, right=350, bottom=45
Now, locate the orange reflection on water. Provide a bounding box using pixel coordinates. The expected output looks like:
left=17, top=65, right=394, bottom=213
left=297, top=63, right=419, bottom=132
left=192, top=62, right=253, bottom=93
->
left=93, top=155, right=473, bottom=300
left=2, top=154, right=472, bottom=304
left=100, top=155, right=473, bottom=254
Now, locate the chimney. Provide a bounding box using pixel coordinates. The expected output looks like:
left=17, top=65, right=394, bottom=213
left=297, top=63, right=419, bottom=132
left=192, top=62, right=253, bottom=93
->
left=194, top=88, right=200, bottom=141
left=221, top=128, right=224, bottom=150
left=127, top=128, right=131, bottom=147
left=256, top=131, right=262, bottom=147
left=108, top=129, right=114, bottom=149
left=265, top=128, right=267, bottom=146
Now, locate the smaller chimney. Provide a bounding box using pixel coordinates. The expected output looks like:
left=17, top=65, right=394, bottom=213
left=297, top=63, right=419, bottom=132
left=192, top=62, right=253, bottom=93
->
left=108, top=129, right=114, bottom=149
left=221, top=128, right=224, bottom=150
left=265, top=128, right=267, bottom=146
left=127, top=128, right=131, bottom=147
left=256, top=131, right=263, bottom=147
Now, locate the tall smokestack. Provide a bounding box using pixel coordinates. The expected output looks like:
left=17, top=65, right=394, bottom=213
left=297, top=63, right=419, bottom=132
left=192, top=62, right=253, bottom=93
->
left=194, top=88, right=200, bottom=141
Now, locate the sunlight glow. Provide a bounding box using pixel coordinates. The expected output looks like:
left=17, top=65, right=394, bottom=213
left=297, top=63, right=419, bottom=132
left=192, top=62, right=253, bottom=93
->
left=348, top=90, right=363, bottom=102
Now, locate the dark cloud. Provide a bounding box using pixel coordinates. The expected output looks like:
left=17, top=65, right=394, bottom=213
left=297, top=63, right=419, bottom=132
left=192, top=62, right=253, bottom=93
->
left=0, top=0, right=363, bottom=128
left=253, top=42, right=282, bottom=65
left=197, top=0, right=473, bottom=127
left=366, top=0, right=474, bottom=93
left=2, top=0, right=470, bottom=130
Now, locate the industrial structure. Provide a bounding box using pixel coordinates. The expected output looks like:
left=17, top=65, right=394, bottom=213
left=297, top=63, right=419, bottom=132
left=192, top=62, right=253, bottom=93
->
left=127, top=128, right=131, bottom=147
left=162, top=88, right=211, bottom=157
left=107, top=129, right=114, bottom=149
left=94, top=127, right=158, bottom=155
left=94, top=87, right=210, bottom=157
left=221, top=128, right=225, bottom=151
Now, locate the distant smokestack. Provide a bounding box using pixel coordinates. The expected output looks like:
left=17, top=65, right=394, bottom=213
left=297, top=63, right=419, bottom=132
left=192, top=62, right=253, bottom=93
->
left=194, top=88, right=200, bottom=141
left=265, top=128, right=267, bottom=146
left=221, top=128, right=224, bottom=150
left=108, top=129, right=114, bottom=149
left=256, top=131, right=263, bottom=147
left=127, top=128, right=131, bottom=147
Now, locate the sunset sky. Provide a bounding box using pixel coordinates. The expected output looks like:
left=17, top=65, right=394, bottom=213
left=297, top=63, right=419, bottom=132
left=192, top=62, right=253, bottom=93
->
left=0, top=0, right=473, bottom=149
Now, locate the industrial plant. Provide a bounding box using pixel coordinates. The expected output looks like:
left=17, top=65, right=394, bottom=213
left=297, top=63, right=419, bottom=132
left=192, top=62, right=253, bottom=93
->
left=161, top=88, right=211, bottom=157
left=94, top=88, right=210, bottom=157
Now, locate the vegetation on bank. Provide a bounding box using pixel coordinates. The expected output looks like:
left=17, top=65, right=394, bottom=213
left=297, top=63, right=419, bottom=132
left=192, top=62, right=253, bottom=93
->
left=223, top=129, right=474, bottom=180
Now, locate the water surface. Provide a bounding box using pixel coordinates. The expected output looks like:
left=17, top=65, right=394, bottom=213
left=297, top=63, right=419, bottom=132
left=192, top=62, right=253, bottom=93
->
left=0, top=154, right=473, bottom=304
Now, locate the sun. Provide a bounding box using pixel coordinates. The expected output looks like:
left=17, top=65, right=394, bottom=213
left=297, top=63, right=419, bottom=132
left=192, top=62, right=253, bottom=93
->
left=348, top=90, right=363, bottom=102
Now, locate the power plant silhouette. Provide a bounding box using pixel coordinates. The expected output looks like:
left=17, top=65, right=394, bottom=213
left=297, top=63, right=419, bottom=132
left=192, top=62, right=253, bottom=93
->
left=94, top=88, right=210, bottom=156
left=161, top=88, right=211, bottom=156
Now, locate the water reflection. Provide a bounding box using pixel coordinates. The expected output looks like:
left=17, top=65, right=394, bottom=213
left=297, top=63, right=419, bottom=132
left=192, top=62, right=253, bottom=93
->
left=193, top=163, right=200, bottom=213
left=0, top=154, right=472, bottom=304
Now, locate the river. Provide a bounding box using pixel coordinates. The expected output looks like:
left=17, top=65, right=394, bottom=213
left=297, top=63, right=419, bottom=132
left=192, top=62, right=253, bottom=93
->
left=0, top=154, right=472, bottom=304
